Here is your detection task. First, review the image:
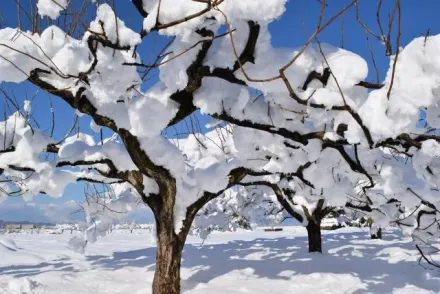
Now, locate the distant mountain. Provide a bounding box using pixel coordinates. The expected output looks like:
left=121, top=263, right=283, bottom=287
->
left=0, top=220, right=55, bottom=226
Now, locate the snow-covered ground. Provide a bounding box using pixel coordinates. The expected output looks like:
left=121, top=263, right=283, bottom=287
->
left=0, top=227, right=439, bottom=294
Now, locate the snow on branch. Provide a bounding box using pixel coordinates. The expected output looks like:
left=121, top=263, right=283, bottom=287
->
left=2, top=0, right=440, bottom=264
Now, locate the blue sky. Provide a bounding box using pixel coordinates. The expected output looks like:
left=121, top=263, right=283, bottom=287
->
left=0, top=0, right=439, bottom=223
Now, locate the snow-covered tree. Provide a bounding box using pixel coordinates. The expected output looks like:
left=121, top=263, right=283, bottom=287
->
left=195, top=175, right=339, bottom=252
left=2, top=0, right=440, bottom=292
left=0, top=1, right=279, bottom=293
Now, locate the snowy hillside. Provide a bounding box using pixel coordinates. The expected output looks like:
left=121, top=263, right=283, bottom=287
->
left=0, top=227, right=439, bottom=294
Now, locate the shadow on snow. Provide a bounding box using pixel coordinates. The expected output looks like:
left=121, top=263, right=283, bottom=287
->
left=87, top=229, right=440, bottom=293
left=1, top=229, right=439, bottom=293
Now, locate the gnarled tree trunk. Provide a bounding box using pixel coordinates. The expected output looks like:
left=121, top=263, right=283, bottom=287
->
left=306, top=218, right=322, bottom=252
left=153, top=229, right=185, bottom=294
left=149, top=183, right=202, bottom=294
left=147, top=169, right=245, bottom=294
left=150, top=181, right=188, bottom=294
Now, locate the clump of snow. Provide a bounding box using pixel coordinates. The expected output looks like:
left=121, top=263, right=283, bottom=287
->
left=89, top=4, right=141, bottom=47
left=67, top=184, right=145, bottom=253
left=142, top=0, right=287, bottom=38
left=8, top=278, right=42, bottom=293
left=37, top=0, right=68, bottom=19
left=0, top=29, right=41, bottom=83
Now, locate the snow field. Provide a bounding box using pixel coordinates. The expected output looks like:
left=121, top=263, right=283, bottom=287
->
left=0, top=227, right=439, bottom=294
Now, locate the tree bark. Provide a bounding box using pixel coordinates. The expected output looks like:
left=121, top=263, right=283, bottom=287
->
left=152, top=230, right=184, bottom=294
left=150, top=182, right=195, bottom=294
left=148, top=168, right=245, bottom=294
left=306, top=219, right=322, bottom=253
left=147, top=180, right=185, bottom=294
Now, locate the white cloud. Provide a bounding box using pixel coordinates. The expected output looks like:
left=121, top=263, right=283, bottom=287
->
left=0, top=199, right=154, bottom=224
left=0, top=200, right=83, bottom=223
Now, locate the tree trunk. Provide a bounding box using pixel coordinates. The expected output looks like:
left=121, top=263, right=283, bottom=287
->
left=152, top=231, right=184, bottom=294
left=148, top=181, right=214, bottom=294
left=151, top=191, right=192, bottom=294
left=306, top=220, right=322, bottom=253
left=370, top=226, right=382, bottom=239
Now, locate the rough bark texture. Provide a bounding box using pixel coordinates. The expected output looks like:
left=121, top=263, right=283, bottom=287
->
left=306, top=219, right=322, bottom=253
left=150, top=177, right=186, bottom=294
left=148, top=169, right=248, bottom=294
left=153, top=230, right=184, bottom=294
